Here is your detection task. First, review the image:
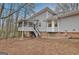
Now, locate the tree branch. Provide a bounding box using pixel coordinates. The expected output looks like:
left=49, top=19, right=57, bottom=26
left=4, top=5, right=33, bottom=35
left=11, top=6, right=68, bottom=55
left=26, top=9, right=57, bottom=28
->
left=0, top=4, right=27, bottom=19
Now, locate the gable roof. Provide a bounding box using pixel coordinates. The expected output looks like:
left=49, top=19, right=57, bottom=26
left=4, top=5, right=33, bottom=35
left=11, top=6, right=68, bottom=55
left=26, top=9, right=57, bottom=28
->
left=56, top=9, right=79, bottom=19
left=18, top=7, right=79, bottom=23
left=48, top=9, right=79, bottom=20
left=18, top=7, right=56, bottom=23
left=33, top=7, right=56, bottom=17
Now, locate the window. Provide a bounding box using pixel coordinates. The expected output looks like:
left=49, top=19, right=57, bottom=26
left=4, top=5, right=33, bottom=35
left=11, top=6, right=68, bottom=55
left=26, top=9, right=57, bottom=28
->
left=65, top=30, right=68, bottom=32
left=48, top=21, right=52, bottom=27
left=29, top=22, right=33, bottom=27
left=54, top=21, right=58, bottom=27
left=73, top=29, right=76, bottom=31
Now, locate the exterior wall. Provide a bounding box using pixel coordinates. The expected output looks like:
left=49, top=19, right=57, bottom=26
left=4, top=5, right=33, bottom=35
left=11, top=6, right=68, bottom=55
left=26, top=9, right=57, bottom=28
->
left=45, top=21, right=55, bottom=32
left=34, top=11, right=48, bottom=32
left=21, top=31, right=79, bottom=39
left=40, top=32, right=48, bottom=38
left=66, top=32, right=79, bottom=39
left=47, top=12, right=53, bottom=18
left=18, top=11, right=55, bottom=32
left=24, top=31, right=30, bottom=37
left=58, top=14, right=79, bottom=32
left=40, top=32, right=68, bottom=39
left=34, top=11, right=55, bottom=32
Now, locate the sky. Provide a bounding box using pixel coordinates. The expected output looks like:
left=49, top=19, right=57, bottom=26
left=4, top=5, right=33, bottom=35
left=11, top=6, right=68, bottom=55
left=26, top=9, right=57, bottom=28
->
left=4, top=3, right=57, bottom=13
left=0, top=3, right=57, bottom=27
left=1, top=3, right=57, bottom=20
left=34, top=3, right=57, bottom=12
left=3, top=3, right=57, bottom=15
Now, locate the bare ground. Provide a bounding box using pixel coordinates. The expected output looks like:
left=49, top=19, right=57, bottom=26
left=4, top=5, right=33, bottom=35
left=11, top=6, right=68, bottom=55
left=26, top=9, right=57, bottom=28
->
left=0, top=38, right=79, bottom=55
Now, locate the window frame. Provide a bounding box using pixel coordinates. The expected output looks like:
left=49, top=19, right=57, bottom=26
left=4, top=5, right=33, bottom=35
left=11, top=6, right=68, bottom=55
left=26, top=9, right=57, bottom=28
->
left=48, top=21, right=52, bottom=27
left=54, top=20, right=58, bottom=27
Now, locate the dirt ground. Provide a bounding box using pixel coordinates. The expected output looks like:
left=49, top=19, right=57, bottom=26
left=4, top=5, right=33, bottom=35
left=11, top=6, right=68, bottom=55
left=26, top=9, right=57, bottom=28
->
left=0, top=38, right=79, bottom=55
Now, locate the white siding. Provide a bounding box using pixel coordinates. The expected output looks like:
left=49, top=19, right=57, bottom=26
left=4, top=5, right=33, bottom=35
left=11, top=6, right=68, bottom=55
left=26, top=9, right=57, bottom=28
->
left=33, top=12, right=48, bottom=32
left=18, top=11, right=55, bottom=32
left=32, top=11, right=54, bottom=32
left=58, top=15, right=79, bottom=32
left=47, top=12, right=53, bottom=18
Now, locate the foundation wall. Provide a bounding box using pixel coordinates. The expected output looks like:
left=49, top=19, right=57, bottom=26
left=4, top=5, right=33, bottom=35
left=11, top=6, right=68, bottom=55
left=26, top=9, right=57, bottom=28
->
left=23, top=31, right=79, bottom=39
left=40, top=32, right=79, bottom=39
left=40, top=32, right=48, bottom=38
left=67, top=32, right=79, bottom=39
left=24, top=31, right=30, bottom=37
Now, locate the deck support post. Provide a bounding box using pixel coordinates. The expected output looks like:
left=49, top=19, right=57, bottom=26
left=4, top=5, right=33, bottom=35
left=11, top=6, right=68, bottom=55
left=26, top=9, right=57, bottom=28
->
left=21, top=21, right=24, bottom=39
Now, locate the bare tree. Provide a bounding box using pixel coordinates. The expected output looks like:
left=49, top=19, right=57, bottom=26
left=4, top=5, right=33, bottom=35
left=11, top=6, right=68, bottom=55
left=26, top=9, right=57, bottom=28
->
left=55, top=3, right=79, bottom=13
left=0, top=3, right=35, bottom=39
left=0, top=3, right=5, bottom=17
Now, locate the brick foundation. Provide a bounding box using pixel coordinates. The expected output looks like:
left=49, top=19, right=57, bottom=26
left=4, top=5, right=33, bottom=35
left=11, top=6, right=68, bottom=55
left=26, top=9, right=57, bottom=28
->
left=40, top=32, right=48, bottom=38
left=23, top=31, right=79, bottom=39
left=40, top=32, right=79, bottom=39
left=24, top=31, right=30, bottom=37
left=67, top=32, right=79, bottom=39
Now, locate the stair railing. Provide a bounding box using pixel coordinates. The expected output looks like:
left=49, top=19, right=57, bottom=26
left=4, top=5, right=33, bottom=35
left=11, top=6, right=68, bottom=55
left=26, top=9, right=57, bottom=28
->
left=32, top=21, right=40, bottom=37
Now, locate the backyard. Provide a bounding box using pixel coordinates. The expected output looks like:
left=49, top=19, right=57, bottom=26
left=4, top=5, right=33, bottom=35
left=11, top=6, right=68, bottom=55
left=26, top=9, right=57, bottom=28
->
left=0, top=38, right=79, bottom=55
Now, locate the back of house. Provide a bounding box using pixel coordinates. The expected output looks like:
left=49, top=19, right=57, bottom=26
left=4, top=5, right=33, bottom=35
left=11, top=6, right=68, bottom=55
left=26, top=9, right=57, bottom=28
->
left=18, top=7, right=79, bottom=38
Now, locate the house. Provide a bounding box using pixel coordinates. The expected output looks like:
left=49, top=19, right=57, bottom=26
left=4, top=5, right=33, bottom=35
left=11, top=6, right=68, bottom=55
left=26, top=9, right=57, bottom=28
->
left=18, top=7, right=79, bottom=38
